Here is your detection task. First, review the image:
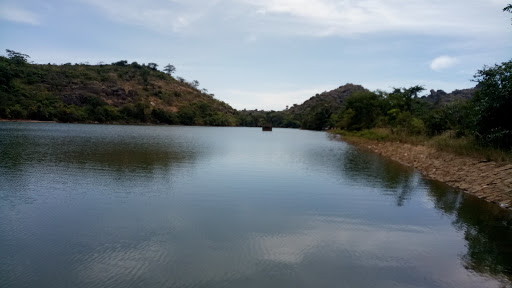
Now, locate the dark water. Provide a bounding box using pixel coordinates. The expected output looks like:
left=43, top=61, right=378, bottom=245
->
left=1, top=123, right=511, bottom=288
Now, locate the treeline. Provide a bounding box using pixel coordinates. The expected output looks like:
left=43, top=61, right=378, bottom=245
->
left=277, top=60, right=510, bottom=150
left=0, top=50, right=238, bottom=126
left=333, top=60, right=511, bottom=150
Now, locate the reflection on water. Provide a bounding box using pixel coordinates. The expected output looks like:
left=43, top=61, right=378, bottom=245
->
left=341, top=144, right=512, bottom=283
left=0, top=123, right=511, bottom=288
left=428, top=183, right=512, bottom=279
left=341, top=147, right=421, bottom=206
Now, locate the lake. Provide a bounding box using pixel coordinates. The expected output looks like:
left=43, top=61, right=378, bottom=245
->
left=1, top=123, right=511, bottom=288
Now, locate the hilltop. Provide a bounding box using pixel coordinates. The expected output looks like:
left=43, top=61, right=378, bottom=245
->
left=0, top=54, right=237, bottom=125
left=288, top=83, right=368, bottom=115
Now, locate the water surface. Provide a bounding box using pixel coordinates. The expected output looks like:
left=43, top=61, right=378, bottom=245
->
left=1, top=123, right=511, bottom=288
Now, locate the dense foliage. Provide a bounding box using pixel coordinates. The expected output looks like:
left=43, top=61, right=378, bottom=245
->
left=471, top=60, right=512, bottom=149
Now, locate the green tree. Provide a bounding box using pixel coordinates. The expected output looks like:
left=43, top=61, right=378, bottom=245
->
left=177, top=105, right=197, bottom=125
left=471, top=60, right=512, bottom=149
left=301, top=103, right=332, bottom=130
left=147, top=62, right=158, bottom=70
left=6, top=49, right=30, bottom=64
left=387, top=85, right=424, bottom=113
left=336, top=91, right=385, bottom=131
left=504, top=4, right=512, bottom=23
left=151, top=108, right=177, bottom=124
left=112, top=60, right=128, bottom=66
left=163, top=64, right=176, bottom=75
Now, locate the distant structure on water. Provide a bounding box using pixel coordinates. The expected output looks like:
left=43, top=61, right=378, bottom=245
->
left=262, top=124, right=272, bottom=131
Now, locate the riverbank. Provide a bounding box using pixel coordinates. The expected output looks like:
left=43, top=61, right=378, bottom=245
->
left=338, top=135, right=512, bottom=210
left=0, top=119, right=57, bottom=123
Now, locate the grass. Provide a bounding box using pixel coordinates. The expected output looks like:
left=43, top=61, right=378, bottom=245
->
left=428, top=132, right=512, bottom=163
left=331, top=128, right=512, bottom=163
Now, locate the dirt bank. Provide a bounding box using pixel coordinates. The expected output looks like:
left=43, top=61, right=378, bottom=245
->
left=343, top=138, right=512, bottom=210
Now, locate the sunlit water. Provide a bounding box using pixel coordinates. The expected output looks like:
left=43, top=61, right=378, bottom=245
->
left=1, top=123, right=511, bottom=288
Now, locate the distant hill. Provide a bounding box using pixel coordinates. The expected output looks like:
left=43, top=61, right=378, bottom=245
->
left=283, top=83, right=367, bottom=130
left=278, top=83, right=478, bottom=130
left=288, top=83, right=367, bottom=115
left=0, top=55, right=237, bottom=125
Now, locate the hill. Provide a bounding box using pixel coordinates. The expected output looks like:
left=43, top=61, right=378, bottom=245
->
left=0, top=54, right=237, bottom=125
left=288, top=83, right=367, bottom=115
left=283, top=83, right=368, bottom=130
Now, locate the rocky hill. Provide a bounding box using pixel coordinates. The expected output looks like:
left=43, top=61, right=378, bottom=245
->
left=0, top=55, right=237, bottom=125
left=279, top=83, right=367, bottom=130
left=288, top=83, right=367, bottom=115
left=421, top=87, right=477, bottom=106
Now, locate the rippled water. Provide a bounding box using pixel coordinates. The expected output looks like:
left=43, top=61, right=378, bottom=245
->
left=1, top=123, right=511, bottom=288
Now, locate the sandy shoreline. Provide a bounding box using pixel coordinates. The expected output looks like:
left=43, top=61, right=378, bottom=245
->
left=341, top=137, right=512, bottom=210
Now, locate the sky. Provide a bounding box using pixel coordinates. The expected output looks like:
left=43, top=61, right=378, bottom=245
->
left=1, top=0, right=511, bottom=110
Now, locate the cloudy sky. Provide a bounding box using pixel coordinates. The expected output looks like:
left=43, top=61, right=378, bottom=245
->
left=1, top=0, right=511, bottom=110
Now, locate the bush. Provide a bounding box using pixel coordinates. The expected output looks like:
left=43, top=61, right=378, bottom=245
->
left=151, top=108, right=177, bottom=124
left=57, top=105, right=87, bottom=122
left=8, top=104, right=27, bottom=119
left=424, top=109, right=449, bottom=136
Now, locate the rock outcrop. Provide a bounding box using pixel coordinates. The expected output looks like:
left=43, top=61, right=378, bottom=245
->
left=422, top=87, right=477, bottom=106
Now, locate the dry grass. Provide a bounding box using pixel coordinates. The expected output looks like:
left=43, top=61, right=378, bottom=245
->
left=428, top=132, right=512, bottom=163
left=331, top=128, right=512, bottom=164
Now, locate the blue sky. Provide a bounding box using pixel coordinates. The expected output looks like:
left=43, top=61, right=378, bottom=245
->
left=1, top=0, right=511, bottom=110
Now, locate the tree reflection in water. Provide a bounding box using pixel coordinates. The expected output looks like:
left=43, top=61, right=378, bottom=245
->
left=429, top=183, right=512, bottom=281
left=342, top=146, right=512, bottom=282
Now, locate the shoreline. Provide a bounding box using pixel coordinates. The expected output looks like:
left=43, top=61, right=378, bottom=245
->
left=0, top=119, right=57, bottom=123
left=339, top=136, right=512, bottom=210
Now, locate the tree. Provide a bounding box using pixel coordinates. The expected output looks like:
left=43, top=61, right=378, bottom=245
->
left=163, top=64, right=176, bottom=76
left=5, top=49, right=30, bottom=64
left=505, top=4, right=512, bottom=23
left=112, top=60, right=128, bottom=66
left=191, top=80, right=200, bottom=88
left=147, top=62, right=158, bottom=70
left=471, top=60, right=512, bottom=149
left=336, top=91, right=385, bottom=131
left=387, top=85, right=424, bottom=113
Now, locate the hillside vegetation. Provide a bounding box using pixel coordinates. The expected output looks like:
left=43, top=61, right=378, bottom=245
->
left=0, top=51, right=237, bottom=125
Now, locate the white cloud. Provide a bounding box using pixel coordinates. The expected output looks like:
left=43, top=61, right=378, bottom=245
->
left=430, top=56, right=458, bottom=71
left=79, top=0, right=508, bottom=37
left=80, top=0, right=208, bottom=34
left=242, top=0, right=507, bottom=37
left=0, top=5, right=40, bottom=25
